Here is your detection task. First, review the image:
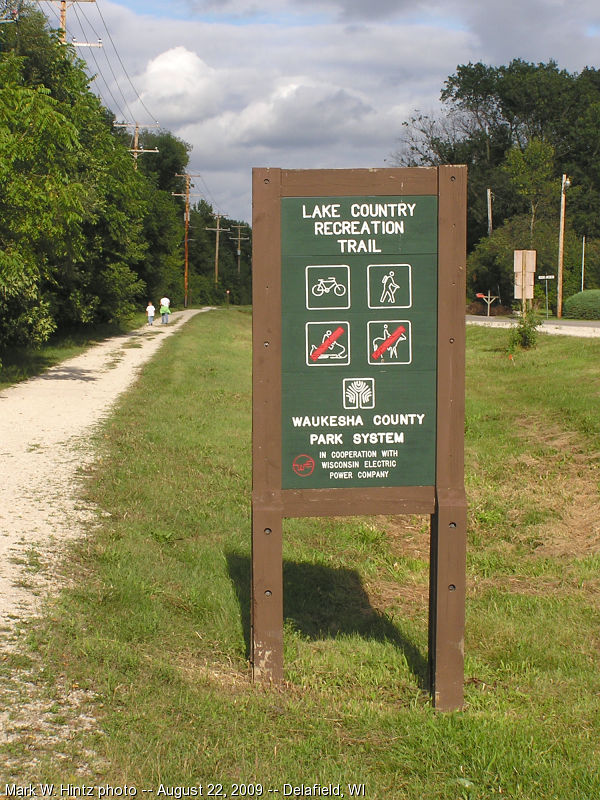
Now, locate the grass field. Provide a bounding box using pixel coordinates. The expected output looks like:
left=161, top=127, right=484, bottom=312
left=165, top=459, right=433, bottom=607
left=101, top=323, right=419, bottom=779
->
left=4, top=309, right=600, bottom=798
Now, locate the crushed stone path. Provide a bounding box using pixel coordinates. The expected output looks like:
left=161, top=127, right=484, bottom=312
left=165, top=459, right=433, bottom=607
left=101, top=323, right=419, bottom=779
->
left=0, top=308, right=209, bottom=634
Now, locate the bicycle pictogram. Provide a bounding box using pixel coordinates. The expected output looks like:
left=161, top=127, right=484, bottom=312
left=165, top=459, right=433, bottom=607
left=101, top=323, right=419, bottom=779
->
left=311, top=276, right=347, bottom=297
left=305, top=265, right=350, bottom=310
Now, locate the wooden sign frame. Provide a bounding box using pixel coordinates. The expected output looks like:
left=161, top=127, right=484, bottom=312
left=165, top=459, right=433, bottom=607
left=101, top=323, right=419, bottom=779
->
left=251, top=166, right=467, bottom=710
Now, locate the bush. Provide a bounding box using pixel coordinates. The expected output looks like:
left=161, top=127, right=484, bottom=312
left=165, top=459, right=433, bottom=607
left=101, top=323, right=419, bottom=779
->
left=563, top=290, right=600, bottom=320
left=509, top=310, right=542, bottom=350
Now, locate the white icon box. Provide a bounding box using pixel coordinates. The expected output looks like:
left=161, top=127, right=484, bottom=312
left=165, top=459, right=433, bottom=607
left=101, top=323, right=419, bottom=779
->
left=367, top=264, right=412, bottom=309
left=343, top=378, right=375, bottom=410
left=306, top=265, right=351, bottom=310
left=367, top=320, right=412, bottom=365
left=306, top=321, right=351, bottom=366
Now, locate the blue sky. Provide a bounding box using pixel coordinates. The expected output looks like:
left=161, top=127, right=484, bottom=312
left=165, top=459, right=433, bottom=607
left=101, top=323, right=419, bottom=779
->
left=51, top=0, right=600, bottom=222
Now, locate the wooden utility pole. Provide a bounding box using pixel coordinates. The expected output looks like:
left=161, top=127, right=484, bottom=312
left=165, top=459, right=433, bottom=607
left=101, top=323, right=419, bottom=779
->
left=113, top=122, right=159, bottom=169
left=48, top=0, right=96, bottom=43
left=206, top=214, right=230, bottom=285
left=487, top=188, right=493, bottom=236
left=173, top=174, right=202, bottom=307
left=229, top=224, right=250, bottom=274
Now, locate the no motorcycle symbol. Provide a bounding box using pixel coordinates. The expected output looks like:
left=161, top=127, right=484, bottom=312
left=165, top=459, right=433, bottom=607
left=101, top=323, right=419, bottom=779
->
left=292, top=454, right=315, bottom=477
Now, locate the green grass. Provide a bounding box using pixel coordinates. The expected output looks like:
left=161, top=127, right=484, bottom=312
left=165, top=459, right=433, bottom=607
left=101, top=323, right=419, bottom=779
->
left=5, top=312, right=600, bottom=797
left=0, top=314, right=146, bottom=389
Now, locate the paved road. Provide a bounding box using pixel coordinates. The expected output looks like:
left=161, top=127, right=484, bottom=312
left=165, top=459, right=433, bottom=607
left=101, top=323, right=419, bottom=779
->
left=466, top=315, right=600, bottom=338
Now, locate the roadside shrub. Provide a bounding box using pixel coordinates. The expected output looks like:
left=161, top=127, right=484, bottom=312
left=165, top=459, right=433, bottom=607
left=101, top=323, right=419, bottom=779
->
left=509, top=310, right=542, bottom=350
left=563, top=290, right=600, bottom=320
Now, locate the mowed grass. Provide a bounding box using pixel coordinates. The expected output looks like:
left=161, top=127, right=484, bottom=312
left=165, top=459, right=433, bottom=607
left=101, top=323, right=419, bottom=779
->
left=14, top=311, right=600, bottom=797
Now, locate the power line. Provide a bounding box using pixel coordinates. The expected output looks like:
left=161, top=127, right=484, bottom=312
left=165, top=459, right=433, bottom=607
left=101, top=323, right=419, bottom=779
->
left=94, top=0, right=157, bottom=124
left=69, top=2, right=126, bottom=117
left=36, top=0, right=153, bottom=125
left=196, top=172, right=224, bottom=216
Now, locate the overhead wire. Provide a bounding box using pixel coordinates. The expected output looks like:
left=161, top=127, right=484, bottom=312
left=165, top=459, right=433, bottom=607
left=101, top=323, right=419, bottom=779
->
left=32, top=1, right=223, bottom=214
left=94, top=0, right=158, bottom=124
left=36, top=0, right=61, bottom=28
left=196, top=174, right=225, bottom=217
left=79, top=4, right=138, bottom=123
left=70, top=1, right=129, bottom=120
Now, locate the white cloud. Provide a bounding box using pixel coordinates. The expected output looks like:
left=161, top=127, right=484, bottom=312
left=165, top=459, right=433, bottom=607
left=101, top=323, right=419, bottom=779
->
left=74, top=1, right=600, bottom=221
left=137, top=47, right=220, bottom=123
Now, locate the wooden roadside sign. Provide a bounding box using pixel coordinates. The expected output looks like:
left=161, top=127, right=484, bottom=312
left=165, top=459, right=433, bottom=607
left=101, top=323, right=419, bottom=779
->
left=252, top=166, right=467, bottom=710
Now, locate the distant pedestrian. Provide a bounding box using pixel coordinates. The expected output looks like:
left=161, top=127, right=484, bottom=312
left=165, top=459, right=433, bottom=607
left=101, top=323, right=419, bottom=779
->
left=146, top=301, right=155, bottom=326
left=160, top=296, right=171, bottom=324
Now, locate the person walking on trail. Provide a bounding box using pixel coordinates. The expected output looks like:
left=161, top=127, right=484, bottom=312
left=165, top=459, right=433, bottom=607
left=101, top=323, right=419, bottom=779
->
left=160, top=300, right=171, bottom=325
left=146, top=301, right=155, bottom=326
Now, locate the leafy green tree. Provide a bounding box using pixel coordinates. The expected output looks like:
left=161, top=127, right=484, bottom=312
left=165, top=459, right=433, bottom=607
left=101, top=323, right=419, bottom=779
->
left=137, top=129, right=190, bottom=193
left=0, top=54, right=86, bottom=345
left=467, top=214, right=582, bottom=311
left=503, top=139, right=556, bottom=241
left=396, top=59, right=600, bottom=304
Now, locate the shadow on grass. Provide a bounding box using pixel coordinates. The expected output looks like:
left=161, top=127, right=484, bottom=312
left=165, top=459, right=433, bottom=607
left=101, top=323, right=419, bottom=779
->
left=226, top=552, right=427, bottom=688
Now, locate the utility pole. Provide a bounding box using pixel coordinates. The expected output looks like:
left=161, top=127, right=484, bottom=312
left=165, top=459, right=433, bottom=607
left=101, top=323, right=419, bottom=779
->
left=113, top=122, right=159, bottom=169
left=206, top=214, right=230, bottom=285
left=48, top=0, right=96, bottom=44
left=486, top=188, right=493, bottom=236
left=557, top=174, right=571, bottom=319
left=173, top=174, right=202, bottom=307
left=229, top=224, right=250, bottom=274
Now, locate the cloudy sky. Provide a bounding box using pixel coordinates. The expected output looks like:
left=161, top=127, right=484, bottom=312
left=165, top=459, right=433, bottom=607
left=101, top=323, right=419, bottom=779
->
left=50, top=0, right=600, bottom=222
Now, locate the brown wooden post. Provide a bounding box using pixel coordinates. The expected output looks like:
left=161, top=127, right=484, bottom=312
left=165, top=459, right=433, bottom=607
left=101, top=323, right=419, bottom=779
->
left=429, top=165, right=468, bottom=710
left=251, top=168, right=284, bottom=683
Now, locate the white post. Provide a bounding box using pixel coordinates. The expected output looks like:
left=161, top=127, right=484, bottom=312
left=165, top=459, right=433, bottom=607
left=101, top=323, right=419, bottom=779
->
left=557, top=174, right=570, bottom=318
left=581, top=235, right=586, bottom=293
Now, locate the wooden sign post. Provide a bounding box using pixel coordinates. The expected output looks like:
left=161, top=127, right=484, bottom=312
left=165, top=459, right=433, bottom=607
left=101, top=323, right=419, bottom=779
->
left=252, top=167, right=467, bottom=710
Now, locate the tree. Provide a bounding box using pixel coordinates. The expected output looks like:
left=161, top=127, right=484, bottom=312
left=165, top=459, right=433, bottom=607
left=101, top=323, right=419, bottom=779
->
left=503, top=139, right=555, bottom=241
left=395, top=59, right=600, bottom=304
left=467, top=214, right=582, bottom=311
left=0, top=54, right=86, bottom=344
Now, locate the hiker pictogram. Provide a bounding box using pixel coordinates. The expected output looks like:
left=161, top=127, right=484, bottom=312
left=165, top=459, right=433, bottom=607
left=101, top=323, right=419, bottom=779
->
left=367, top=263, right=412, bottom=308
left=380, top=270, right=400, bottom=303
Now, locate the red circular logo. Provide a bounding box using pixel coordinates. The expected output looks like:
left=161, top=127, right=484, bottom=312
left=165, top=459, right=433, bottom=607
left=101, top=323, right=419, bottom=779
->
left=292, top=454, right=315, bottom=477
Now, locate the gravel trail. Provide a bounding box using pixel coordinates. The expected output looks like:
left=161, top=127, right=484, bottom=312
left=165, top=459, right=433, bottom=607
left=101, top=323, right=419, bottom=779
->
left=0, top=308, right=208, bottom=633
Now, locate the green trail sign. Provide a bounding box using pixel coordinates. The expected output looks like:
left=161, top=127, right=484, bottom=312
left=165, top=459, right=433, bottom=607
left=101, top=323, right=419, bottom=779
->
left=281, top=195, right=438, bottom=489
left=252, top=167, right=467, bottom=712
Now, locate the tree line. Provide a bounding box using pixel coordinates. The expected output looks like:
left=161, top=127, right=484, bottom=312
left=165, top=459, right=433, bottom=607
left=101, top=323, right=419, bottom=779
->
left=0, top=3, right=251, bottom=353
left=395, top=59, right=600, bottom=310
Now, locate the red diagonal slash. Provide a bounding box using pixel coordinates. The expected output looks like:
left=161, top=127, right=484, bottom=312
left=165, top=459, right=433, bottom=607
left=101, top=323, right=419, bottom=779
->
left=310, top=326, right=345, bottom=361
left=371, top=325, right=406, bottom=360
